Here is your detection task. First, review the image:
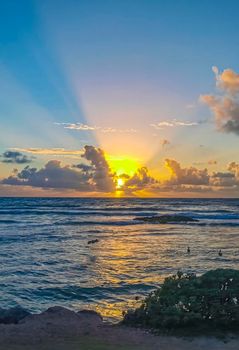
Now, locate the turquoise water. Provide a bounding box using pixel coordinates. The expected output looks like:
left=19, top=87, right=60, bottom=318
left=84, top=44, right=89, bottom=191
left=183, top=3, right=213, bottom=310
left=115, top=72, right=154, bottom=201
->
left=0, top=198, right=239, bottom=320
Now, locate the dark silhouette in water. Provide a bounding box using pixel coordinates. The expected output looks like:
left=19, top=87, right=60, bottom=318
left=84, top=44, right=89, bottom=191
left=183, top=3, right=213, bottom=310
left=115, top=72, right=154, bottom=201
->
left=187, top=246, right=190, bottom=254
left=218, top=249, right=222, bottom=257
left=88, top=239, right=99, bottom=245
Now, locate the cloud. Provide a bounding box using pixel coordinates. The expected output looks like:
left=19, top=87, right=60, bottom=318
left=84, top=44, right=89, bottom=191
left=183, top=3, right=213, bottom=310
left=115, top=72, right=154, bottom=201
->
left=164, top=158, right=239, bottom=191
left=100, top=127, right=137, bottom=133
left=72, top=163, right=93, bottom=172
left=13, top=148, right=84, bottom=156
left=200, top=94, right=239, bottom=134
left=165, top=159, right=210, bottom=185
left=2, top=146, right=116, bottom=192
left=208, top=160, right=217, bottom=165
left=2, top=144, right=239, bottom=196
left=81, top=145, right=116, bottom=191
left=213, top=66, right=239, bottom=95
left=193, top=160, right=217, bottom=167
left=123, top=167, right=158, bottom=191
left=210, top=171, right=236, bottom=187
left=1, top=150, right=33, bottom=164
left=150, top=119, right=199, bottom=129
left=161, top=139, right=170, bottom=147
left=2, top=161, right=90, bottom=190
left=228, top=162, right=239, bottom=179
left=0, top=184, right=67, bottom=197
left=55, top=123, right=96, bottom=131
left=201, top=67, right=239, bottom=135
left=56, top=123, right=137, bottom=133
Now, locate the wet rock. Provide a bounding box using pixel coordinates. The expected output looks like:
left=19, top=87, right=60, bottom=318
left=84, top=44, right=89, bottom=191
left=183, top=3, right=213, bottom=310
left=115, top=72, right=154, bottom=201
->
left=134, top=215, right=198, bottom=224
left=88, top=239, right=99, bottom=244
left=0, top=306, right=30, bottom=324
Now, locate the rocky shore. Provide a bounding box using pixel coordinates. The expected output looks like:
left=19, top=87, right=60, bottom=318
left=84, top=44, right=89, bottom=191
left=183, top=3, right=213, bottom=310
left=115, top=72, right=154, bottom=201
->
left=134, top=215, right=198, bottom=224
left=0, top=306, right=239, bottom=350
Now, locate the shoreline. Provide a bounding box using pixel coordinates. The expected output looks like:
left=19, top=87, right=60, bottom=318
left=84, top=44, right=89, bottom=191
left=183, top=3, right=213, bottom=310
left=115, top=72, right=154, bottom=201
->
left=0, top=306, right=239, bottom=350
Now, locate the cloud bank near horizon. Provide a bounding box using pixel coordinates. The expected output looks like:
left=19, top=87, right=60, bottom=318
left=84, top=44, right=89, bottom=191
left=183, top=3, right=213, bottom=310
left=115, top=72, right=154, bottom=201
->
left=1, top=145, right=239, bottom=196
left=1, top=151, right=34, bottom=164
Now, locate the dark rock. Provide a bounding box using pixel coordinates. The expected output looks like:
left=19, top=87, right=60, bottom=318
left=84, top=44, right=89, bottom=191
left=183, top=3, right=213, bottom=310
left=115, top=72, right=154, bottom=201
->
left=20, top=306, right=81, bottom=326
left=134, top=215, right=198, bottom=224
left=77, top=309, right=103, bottom=327
left=19, top=306, right=103, bottom=333
left=0, top=306, right=30, bottom=324
left=77, top=309, right=103, bottom=320
left=88, top=239, right=99, bottom=244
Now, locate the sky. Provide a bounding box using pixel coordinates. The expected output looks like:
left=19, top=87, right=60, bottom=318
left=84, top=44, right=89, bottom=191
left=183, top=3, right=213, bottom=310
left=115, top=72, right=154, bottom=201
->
left=0, top=0, right=239, bottom=197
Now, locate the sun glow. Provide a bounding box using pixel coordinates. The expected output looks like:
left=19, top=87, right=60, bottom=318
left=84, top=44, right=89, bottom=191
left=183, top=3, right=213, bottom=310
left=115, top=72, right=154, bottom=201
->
left=106, top=155, right=140, bottom=177
left=116, top=178, right=125, bottom=189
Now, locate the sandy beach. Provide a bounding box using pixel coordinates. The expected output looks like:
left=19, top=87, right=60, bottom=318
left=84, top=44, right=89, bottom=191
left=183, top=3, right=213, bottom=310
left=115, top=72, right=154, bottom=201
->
left=0, top=306, right=238, bottom=350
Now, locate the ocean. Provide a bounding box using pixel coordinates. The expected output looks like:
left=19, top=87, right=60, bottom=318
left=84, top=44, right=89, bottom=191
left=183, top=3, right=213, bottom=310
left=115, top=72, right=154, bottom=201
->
left=0, top=197, right=239, bottom=320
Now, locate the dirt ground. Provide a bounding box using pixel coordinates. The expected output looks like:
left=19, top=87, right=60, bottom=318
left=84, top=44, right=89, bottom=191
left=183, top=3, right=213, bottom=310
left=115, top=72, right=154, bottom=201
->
left=0, top=307, right=238, bottom=350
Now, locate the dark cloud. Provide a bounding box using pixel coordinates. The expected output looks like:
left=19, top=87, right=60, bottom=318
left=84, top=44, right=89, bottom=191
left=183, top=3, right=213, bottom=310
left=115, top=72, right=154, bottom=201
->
left=160, top=184, right=213, bottom=193
left=2, top=146, right=116, bottom=192
left=165, top=159, right=209, bottom=185
left=124, top=167, right=158, bottom=191
left=2, top=161, right=90, bottom=190
left=73, top=164, right=94, bottom=172
left=81, top=145, right=116, bottom=192
left=2, top=144, right=239, bottom=196
left=1, top=151, right=33, bottom=164
left=210, top=171, right=237, bottom=187
left=164, top=158, right=239, bottom=191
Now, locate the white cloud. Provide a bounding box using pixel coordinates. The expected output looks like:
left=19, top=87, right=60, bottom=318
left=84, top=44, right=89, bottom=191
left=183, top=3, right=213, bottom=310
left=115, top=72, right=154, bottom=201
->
left=55, top=123, right=96, bottom=131
left=13, top=148, right=84, bottom=156
left=55, top=123, right=138, bottom=133
left=150, top=119, right=199, bottom=129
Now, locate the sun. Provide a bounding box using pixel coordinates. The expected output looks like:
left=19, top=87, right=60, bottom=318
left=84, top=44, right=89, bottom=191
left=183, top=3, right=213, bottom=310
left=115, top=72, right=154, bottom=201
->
left=116, top=178, right=125, bottom=189
left=106, top=155, right=140, bottom=176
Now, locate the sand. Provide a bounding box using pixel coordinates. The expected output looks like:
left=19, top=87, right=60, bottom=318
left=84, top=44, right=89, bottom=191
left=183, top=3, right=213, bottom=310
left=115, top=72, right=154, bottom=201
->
left=0, top=306, right=238, bottom=350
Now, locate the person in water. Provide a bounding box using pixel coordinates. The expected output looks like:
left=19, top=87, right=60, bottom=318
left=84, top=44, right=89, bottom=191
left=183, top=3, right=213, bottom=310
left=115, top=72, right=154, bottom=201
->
left=187, top=246, right=190, bottom=254
left=218, top=249, right=222, bottom=257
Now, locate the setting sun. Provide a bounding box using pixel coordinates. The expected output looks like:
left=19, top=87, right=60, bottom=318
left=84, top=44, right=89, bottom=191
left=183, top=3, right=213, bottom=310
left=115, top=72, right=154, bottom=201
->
left=106, top=155, right=140, bottom=177
left=116, top=178, right=125, bottom=189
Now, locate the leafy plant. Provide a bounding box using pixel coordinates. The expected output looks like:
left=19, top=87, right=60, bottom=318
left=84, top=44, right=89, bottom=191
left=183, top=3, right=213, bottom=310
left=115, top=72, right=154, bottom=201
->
left=123, top=269, right=239, bottom=334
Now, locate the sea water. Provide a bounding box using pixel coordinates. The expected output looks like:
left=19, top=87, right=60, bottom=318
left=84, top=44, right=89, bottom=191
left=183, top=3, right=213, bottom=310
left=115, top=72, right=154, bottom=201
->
left=0, top=197, right=239, bottom=320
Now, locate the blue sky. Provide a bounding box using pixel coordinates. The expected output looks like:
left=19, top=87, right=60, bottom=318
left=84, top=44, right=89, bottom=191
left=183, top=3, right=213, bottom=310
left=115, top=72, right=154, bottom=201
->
left=0, top=0, right=239, bottom=196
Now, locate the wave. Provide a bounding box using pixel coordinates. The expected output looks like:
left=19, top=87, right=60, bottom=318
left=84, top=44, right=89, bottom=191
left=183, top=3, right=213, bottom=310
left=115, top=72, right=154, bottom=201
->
left=54, top=220, right=138, bottom=226
left=0, top=219, right=19, bottom=224
left=0, top=209, right=158, bottom=217
left=32, top=283, right=155, bottom=301
left=195, top=222, right=239, bottom=227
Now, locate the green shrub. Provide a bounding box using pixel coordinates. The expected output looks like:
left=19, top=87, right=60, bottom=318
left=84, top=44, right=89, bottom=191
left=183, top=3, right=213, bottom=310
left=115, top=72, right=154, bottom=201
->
left=123, top=269, right=239, bottom=334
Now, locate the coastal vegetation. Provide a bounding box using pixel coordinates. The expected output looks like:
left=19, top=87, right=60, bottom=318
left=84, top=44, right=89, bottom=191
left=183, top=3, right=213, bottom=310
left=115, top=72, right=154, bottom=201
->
left=123, top=269, right=239, bottom=335
left=1, top=270, right=239, bottom=348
